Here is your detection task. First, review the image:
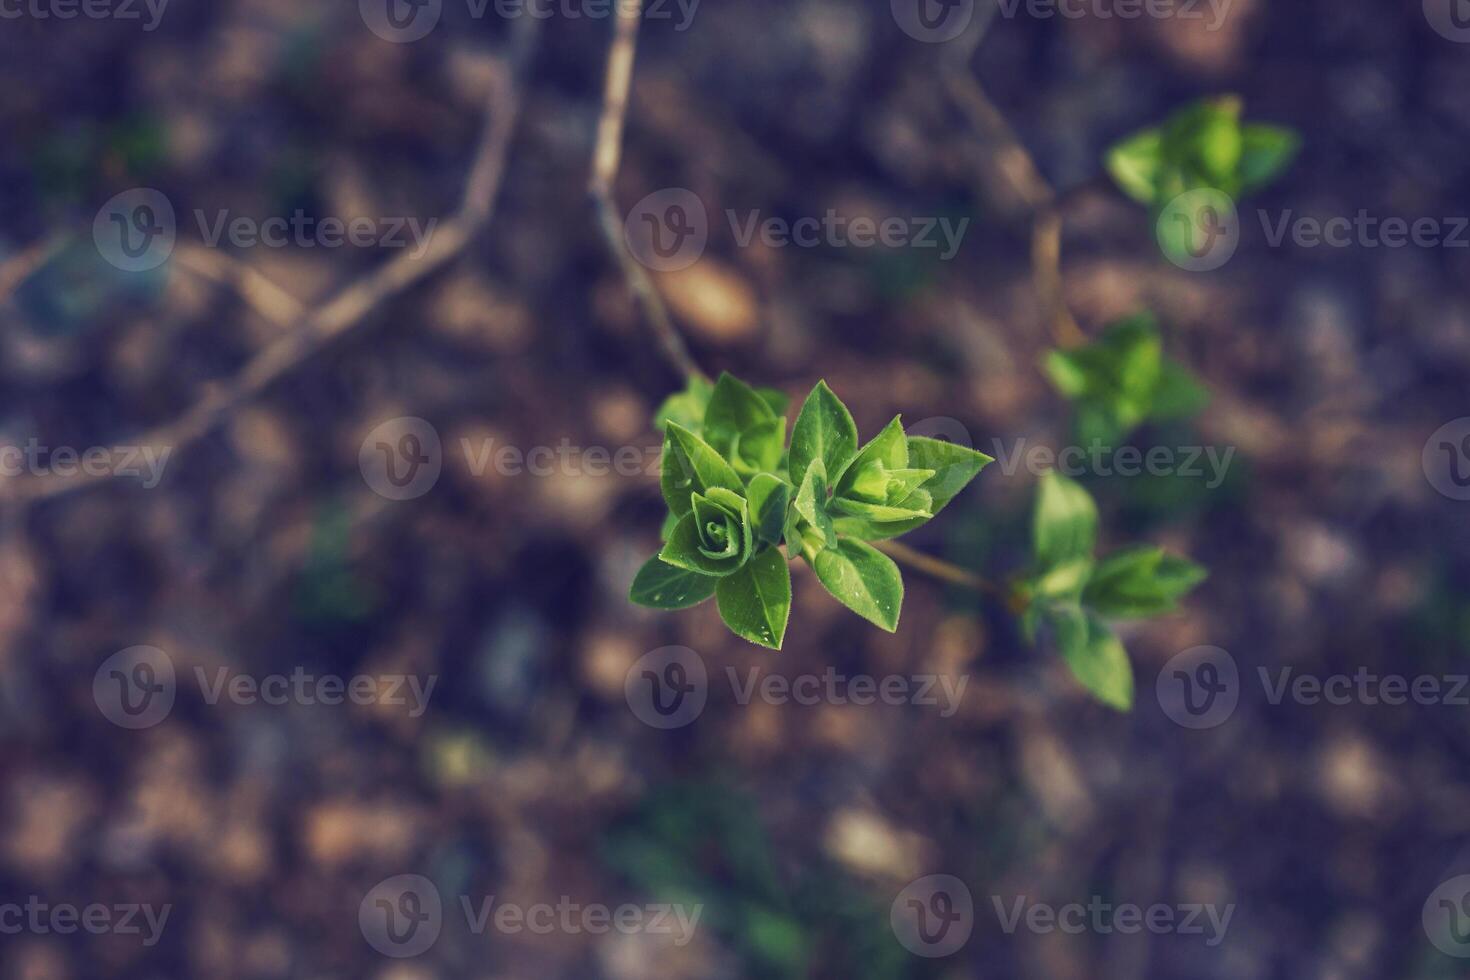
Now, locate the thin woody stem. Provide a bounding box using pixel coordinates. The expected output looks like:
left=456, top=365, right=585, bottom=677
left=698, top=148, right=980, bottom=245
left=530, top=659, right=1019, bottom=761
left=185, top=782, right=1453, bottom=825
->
left=874, top=539, right=1006, bottom=599
left=588, top=0, right=706, bottom=382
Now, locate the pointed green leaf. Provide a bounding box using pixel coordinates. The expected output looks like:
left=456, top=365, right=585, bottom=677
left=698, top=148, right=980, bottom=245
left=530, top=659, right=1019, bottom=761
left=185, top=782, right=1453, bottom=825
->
left=905, top=436, right=993, bottom=515
left=789, top=381, right=858, bottom=491
left=1083, top=546, right=1206, bottom=619
left=1105, top=127, right=1165, bottom=205
left=832, top=416, right=908, bottom=498
left=630, top=556, right=718, bottom=609
left=1151, top=361, right=1209, bottom=420
left=756, top=387, right=789, bottom=417
left=1034, top=471, right=1097, bottom=568
left=659, top=430, right=696, bottom=518
left=1048, top=607, right=1134, bottom=711
left=654, top=375, right=713, bottom=433
left=667, top=422, right=742, bottom=496
left=1238, top=123, right=1299, bottom=193
left=716, top=547, right=791, bottom=649
left=829, top=491, right=932, bottom=524
left=704, top=372, right=780, bottom=467
left=812, top=537, right=903, bottom=632
left=1031, top=556, right=1094, bottom=602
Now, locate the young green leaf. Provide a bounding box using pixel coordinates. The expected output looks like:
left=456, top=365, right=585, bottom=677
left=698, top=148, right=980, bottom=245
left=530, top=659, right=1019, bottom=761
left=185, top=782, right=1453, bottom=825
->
left=905, top=436, right=993, bottom=514
left=1083, top=546, right=1206, bottom=618
left=1047, top=607, right=1134, bottom=711
left=654, top=375, right=713, bottom=433
left=630, top=556, right=718, bottom=609
left=789, top=381, right=858, bottom=491
left=661, top=488, right=753, bottom=577
left=716, top=547, right=792, bottom=649
left=1043, top=312, right=1204, bottom=444
left=1105, top=128, right=1165, bottom=205
left=832, top=416, right=909, bottom=497
left=728, top=417, right=786, bottom=477
left=1034, top=471, right=1098, bottom=568
left=794, top=459, right=836, bottom=548
left=746, top=473, right=791, bottom=548
left=705, top=373, right=777, bottom=439
left=1238, top=123, right=1300, bottom=193
left=666, top=422, right=742, bottom=496
left=812, top=537, right=903, bottom=632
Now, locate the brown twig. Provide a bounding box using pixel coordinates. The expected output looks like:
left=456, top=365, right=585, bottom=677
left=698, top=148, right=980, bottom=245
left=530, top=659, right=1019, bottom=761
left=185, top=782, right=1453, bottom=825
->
left=942, top=47, right=1085, bottom=348
left=6, top=22, right=539, bottom=506
left=173, top=244, right=305, bottom=328
left=0, top=231, right=70, bottom=307
left=588, top=0, right=705, bottom=382
left=875, top=539, right=1007, bottom=600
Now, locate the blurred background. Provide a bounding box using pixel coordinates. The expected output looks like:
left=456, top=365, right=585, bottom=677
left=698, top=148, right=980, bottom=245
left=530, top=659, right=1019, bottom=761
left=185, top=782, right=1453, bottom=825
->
left=2, top=0, right=1470, bottom=976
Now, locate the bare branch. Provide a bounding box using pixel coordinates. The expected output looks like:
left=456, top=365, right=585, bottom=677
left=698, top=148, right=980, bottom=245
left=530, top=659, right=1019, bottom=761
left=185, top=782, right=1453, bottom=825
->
left=588, top=0, right=705, bottom=382
left=943, top=56, right=1085, bottom=348
left=8, top=23, right=540, bottom=506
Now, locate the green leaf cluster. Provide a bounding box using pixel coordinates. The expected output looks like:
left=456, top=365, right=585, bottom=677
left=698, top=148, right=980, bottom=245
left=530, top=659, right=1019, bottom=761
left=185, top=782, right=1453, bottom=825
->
left=1019, top=472, right=1206, bottom=710
left=1105, top=95, right=1300, bottom=208
left=1043, top=312, right=1207, bottom=445
left=632, top=373, right=993, bottom=649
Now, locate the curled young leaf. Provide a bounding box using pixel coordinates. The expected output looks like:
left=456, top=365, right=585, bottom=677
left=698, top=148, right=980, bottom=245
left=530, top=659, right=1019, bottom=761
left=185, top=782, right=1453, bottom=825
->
left=661, top=487, right=755, bottom=577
